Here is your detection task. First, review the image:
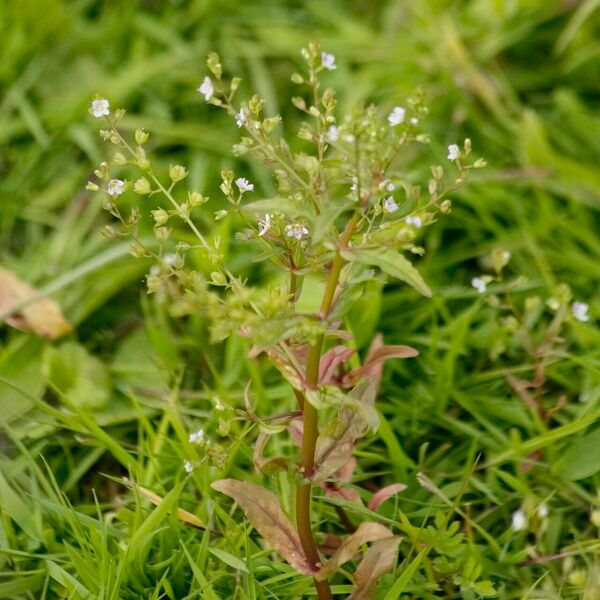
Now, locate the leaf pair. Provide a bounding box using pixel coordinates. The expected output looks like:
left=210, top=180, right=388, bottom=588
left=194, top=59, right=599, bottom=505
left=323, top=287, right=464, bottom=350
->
left=212, top=478, right=401, bottom=599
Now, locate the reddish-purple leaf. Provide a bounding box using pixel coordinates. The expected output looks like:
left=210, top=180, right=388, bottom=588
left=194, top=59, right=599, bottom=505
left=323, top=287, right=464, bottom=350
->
left=319, top=345, right=356, bottom=384
left=312, top=378, right=378, bottom=482
left=348, top=536, right=401, bottom=599
left=211, top=479, right=315, bottom=574
left=315, top=522, right=393, bottom=581
left=367, top=483, right=407, bottom=512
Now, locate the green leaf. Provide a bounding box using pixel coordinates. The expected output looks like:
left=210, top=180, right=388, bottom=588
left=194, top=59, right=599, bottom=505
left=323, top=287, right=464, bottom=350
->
left=208, top=547, right=250, bottom=573
left=472, top=580, right=498, bottom=597
left=341, top=247, right=431, bottom=297
left=383, top=548, right=428, bottom=600
left=243, top=197, right=312, bottom=219
left=554, top=428, right=600, bottom=480
left=44, top=342, right=111, bottom=410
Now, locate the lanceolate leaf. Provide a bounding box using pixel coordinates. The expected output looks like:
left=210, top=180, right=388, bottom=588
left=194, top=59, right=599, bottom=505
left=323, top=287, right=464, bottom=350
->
left=312, top=378, right=378, bottom=482
left=348, top=536, right=401, bottom=600
left=315, top=522, right=394, bottom=581
left=367, top=483, right=407, bottom=512
left=211, top=479, right=315, bottom=575
left=340, top=247, right=432, bottom=297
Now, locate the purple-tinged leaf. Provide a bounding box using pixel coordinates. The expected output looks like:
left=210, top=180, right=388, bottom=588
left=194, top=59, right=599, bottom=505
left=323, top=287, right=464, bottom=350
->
left=315, top=522, right=393, bottom=581
left=319, top=345, right=356, bottom=384
left=367, top=483, right=407, bottom=512
left=211, top=479, right=315, bottom=574
left=348, top=536, right=401, bottom=599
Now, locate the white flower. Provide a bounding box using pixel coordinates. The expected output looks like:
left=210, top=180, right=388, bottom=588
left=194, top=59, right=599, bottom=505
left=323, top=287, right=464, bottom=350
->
left=350, top=176, right=358, bottom=192
left=405, top=215, right=422, bottom=227
left=321, top=52, right=337, bottom=70
left=235, top=108, right=248, bottom=128
left=410, top=117, right=419, bottom=125
left=163, top=253, right=177, bottom=266
left=388, top=106, right=406, bottom=126
left=257, top=213, right=272, bottom=236
left=285, top=223, right=309, bottom=240
left=90, top=98, right=110, bottom=118
left=572, top=301, right=590, bottom=322
left=327, top=125, right=339, bottom=142
left=344, top=133, right=355, bottom=143
left=537, top=504, right=549, bottom=519
left=197, top=76, right=214, bottom=101
left=471, top=277, right=487, bottom=294
left=383, top=196, right=399, bottom=213
left=107, top=179, right=125, bottom=197
left=511, top=509, right=527, bottom=532
left=447, top=144, right=460, bottom=161
left=189, top=429, right=204, bottom=444
left=183, top=459, right=194, bottom=474
left=386, top=180, right=395, bottom=191
left=235, top=177, right=254, bottom=192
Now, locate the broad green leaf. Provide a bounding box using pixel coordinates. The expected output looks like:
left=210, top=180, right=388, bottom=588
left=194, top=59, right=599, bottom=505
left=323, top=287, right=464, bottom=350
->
left=349, top=536, right=401, bottom=599
left=341, top=247, right=431, bottom=297
left=211, top=478, right=315, bottom=574
left=316, top=522, right=393, bottom=581
left=44, top=342, right=111, bottom=410
left=554, top=428, right=600, bottom=480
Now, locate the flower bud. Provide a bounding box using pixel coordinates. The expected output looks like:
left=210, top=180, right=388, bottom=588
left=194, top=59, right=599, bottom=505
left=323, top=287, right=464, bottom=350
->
left=431, top=165, right=444, bottom=180
left=440, top=199, right=452, bottom=213
left=151, top=208, right=169, bottom=226
left=86, top=181, right=99, bottom=191
left=177, top=202, right=191, bottom=219
left=291, top=73, right=304, bottom=84
left=230, top=77, right=241, bottom=92
left=188, top=190, right=207, bottom=207
left=262, top=116, right=281, bottom=134
left=101, top=225, right=118, bottom=238
left=135, top=129, right=149, bottom=145
left=206, top=51, right=222, bottom=78
left=248, top=94, right=264, bottom=116
left=169, top=164, right=188, bottom=182
left=113, top=152, right=127, bottom=165
left=135, top=146, right=150, bottom=170
left=130, top=241, right=147, bottom=258
left=133, top=177, right=152, bottom=195
left=214, top=210, right=228, bottom=221
left=114, top=108, right=126, bottom=121
left=210, top=271, right=228, bottom=286
left=154, top=226, right=171, bottom=242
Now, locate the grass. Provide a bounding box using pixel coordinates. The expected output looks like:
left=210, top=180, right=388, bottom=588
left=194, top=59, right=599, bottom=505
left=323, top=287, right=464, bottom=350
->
left=1, top=0, right=600, bottom=598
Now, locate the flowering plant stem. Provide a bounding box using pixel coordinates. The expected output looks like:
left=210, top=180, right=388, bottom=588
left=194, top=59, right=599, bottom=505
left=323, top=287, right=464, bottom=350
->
left=296, top=212, right=361, bottom=600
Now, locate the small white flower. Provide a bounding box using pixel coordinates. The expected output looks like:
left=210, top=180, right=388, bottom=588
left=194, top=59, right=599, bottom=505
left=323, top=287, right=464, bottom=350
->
left=572, top=301, right=590, bottom=322
left=410, top=117, right=419, bottom=125
left=197, top=76, right=214, bottom=101
left=327, top=125, right=339, bottom=142
left=285, top=223, right=309, bottom=240
left=321, top=52, right=337, bottom=70
left=189, top=429, right=204, bottom=444
left=163, top=253, right=177, bottom=266
left=471, top=277, right=487, bottom=294
left=385, top=180, right=395, bottom=191
left=383, top=196, right=399, bottom=213
left=344, top=133, right=355, bottom=143
left=447, top=144, right=460, bottom=161
left=257, top=213, right=272, bottom=237
left=107, top=179, right=125, bottom=197
left=511, top=509, right=527, bottom=532
left=91, top=98, right=110, bottom=118
left=350, top=176, right=358, bottom=192
left=388, top=106, right=406, bottom=126
left=235, top=177, right=254, bottom=192
left=183, top=459, right=194, bottom=474
left=405, top=215, right=422, bottom=227
left=502, top=250, right=511, bottom=261
left=235, top=108, right=248, bottom=128
left=537, top=504, right=549, bottom=519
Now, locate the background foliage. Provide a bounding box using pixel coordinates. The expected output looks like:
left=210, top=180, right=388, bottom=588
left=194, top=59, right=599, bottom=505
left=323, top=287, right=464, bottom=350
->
left=1, top=0, right=600, bottom=598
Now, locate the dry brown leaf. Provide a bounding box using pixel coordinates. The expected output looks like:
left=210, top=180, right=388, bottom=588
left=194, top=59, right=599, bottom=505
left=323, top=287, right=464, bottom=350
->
left=0, top=267, right=71, bottom=340
left=315, top=522, right=393, bottom=581
left=122, top=479, right=205, bottom=529
left=367, top=483, right=407, bottom=512
left=348, top=536, right=401, bottom=599
left=211, top=478, right=315, bottom=575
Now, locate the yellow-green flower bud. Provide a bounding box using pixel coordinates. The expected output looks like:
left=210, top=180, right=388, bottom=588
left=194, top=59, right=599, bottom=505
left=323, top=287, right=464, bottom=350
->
left=113, top=152, right=127, bottom=165
left=151, top=208, right=169, bottom=226
left=133, top=177, right=152, bottom=195
left=169, top=164, right=188, bottom=182
left=135, top=129, right=149, bottom=145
